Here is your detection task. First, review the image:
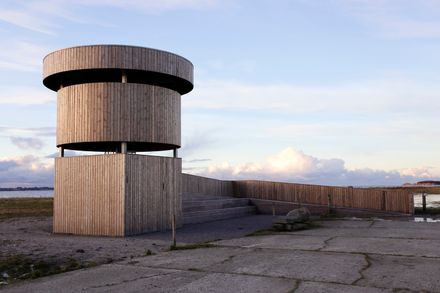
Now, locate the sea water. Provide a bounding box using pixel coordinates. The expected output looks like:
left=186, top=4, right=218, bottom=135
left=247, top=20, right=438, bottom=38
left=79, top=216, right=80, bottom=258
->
left=413, top=193, right=440, bottom=208
left=0, top=190, right=53, bottom=198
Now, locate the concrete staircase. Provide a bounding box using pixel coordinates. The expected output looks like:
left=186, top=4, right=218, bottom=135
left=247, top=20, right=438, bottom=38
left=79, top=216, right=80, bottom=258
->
left=182, top=193, right=256, bottom=224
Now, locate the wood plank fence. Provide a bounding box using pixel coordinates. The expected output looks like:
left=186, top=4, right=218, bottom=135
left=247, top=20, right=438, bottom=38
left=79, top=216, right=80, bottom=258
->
left=182, top=174, right=414, bottom=215
left=182, top=173, right=233, bottom=197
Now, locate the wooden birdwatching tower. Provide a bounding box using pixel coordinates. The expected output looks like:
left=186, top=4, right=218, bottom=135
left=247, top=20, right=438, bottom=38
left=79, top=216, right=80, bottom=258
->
left=43, top=45, right=194, bottom=236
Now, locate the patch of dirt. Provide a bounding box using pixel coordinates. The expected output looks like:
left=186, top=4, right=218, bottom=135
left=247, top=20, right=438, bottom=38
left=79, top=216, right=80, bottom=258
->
left=0, top=217, right=171, bottom=286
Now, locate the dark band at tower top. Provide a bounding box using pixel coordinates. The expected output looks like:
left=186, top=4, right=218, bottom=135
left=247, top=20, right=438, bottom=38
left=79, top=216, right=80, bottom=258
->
left=43, top=45, right=194, bottom=153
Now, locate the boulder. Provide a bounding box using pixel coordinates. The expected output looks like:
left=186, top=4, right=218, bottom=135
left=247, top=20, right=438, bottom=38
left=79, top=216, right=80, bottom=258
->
left=286, top=207, right=310, bottom=223
left=272, top=207, right=311, bottom=231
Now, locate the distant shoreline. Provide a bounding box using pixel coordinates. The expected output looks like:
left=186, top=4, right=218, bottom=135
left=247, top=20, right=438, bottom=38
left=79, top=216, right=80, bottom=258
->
left=0, top=187, right=54, bottom=192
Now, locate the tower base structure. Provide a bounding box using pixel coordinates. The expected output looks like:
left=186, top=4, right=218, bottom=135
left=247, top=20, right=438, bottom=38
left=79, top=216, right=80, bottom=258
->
left=53, top=154, right=182, bottom=236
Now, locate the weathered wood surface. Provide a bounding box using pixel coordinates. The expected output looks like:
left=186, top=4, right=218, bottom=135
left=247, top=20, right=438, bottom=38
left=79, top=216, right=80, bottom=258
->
left=125, top=155, right=182, bottom=235
left=233, top=180, right=413, bottom=214
left=181, top=174, right=414, bottom=214
left=43, top=45, right=193, bottom=88
left=182, top=173, right=234, bottom=196
left=57, top=83, right=181, bottom=150
left=54, top=154, right=182, bottom=236
left=54, top=155, right=125, bottom=236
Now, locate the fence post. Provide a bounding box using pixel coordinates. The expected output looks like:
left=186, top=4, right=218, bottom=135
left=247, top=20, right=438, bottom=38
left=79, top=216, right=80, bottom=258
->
left=327, top=194, right=332, bottom=213
left=422, top=193, right=427, bottom=212
left=381, top=191, right=386, bottom=211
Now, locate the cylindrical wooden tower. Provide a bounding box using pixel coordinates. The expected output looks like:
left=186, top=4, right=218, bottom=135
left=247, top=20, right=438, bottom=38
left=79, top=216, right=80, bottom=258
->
left=43, top=45, right=193, bottom=236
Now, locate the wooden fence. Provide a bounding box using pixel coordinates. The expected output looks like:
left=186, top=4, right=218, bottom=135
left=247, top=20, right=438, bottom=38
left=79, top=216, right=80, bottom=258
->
left=182, top=173, right=233, bottom=197
left=182, top=174, right=414, bottom=214
left=233, top=180, right=413, bottom=214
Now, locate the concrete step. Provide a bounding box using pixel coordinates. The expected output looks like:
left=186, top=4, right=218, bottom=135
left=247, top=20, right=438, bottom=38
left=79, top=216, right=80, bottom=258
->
left=182, top=193, right=234, bottom=201
left=183, top=206, right=256, bottom=225
left=183, top=198, right=250, bottom=213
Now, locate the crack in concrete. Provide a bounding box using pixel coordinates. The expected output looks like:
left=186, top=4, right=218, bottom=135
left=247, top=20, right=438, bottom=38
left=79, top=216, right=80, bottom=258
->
left=287, top=279, right=300, bottom=292
left=219, top=254, right=236, bottom=265
left=284, top=229, right=440, bottom=241
left=77, top=260, right=411, bottom=293
left=83, top=270, right=177, bottom=290
left=351, top=253, right=372, bottom=286
left=318, top=236, right=336, bottom=251
left=392, top=289, right=436, bottom=293
left=214, top=240, right=440, bottom=260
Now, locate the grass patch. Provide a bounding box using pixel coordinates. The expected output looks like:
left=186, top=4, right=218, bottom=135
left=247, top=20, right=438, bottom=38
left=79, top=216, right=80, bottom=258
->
left=0, top=198, right=53, bottom=219
left=169, top=243, right=216, bottom=251
left=0, top=254, right=89, bottom=286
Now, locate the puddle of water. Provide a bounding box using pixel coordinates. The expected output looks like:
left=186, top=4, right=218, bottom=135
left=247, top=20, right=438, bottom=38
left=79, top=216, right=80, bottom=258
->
left=340, top=216, right=440, bottom=223
left=414, top=194, right=440, bottom=208
left=414, top=217, right=440, bottom=223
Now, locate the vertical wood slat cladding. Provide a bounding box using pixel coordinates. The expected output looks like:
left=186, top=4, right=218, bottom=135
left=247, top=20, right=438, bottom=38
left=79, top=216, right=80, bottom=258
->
left=182, top=173, right=234, bottom=196
left=54, top=155, right=125, bottom=236
left=125, top=155, right=182, bottom=235
left=54, top=154, right=181, bottom=236
left=43, top=45, right=193, bottom=84
left=57, top=83, right=180, bottom=147
left=180, top=174, right=414, bottom=214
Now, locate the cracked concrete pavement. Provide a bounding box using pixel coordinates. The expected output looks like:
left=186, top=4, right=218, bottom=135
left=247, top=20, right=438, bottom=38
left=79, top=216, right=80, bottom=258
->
left=3, top=218, right=440, bottom=292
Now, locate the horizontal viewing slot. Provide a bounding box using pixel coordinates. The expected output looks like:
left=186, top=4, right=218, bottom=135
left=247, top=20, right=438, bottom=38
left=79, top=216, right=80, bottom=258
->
left=58, top=141, right=179, bottom=152
left=43, top=68, right=193, bottom=94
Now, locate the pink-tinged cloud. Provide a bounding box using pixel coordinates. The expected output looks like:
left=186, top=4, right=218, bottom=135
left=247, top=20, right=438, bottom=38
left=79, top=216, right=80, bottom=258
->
left=0, top=156, right=53, bottom=187
left=191, top=148, right=440, bottom=186
left=0, top=149, right=438, bottom=187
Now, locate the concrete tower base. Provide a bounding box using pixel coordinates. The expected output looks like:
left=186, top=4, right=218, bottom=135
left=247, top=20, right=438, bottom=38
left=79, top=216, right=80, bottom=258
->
left=53, top=154, right=182, bottom=236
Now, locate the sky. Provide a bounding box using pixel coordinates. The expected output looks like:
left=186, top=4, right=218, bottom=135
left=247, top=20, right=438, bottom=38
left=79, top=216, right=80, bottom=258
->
left=0, top=0, right=439, bottom=187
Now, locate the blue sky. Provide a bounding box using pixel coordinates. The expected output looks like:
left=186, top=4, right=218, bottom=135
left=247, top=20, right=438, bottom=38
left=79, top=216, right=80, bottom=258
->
left=0, top=0, right=439, bottom=187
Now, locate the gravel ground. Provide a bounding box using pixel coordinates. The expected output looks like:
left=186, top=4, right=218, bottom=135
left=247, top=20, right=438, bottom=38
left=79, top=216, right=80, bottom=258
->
left=0, top=217, right=171, bottom=266
left=0, top=214, right=274, bottom=283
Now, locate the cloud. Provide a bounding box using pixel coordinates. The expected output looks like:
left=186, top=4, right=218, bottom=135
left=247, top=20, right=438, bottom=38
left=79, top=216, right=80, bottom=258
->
left=186, top=78, right=440, bottom=116
left=73, top=0, right=217, bottom=11
left=0, top=40, right=49, bottom=72
left=400, top=167, right=437, bottom=178
left=185, top=158, right=212, bottom=163
left=0, top=1, right=218, bottom=73
left=190, top=147, right=440, bottom=186
left=205, top=59, right=257, bottom=73
left=180, top=130, right=215, bottom=158
left=10, top=136, right=45, bottom=150
left=0, top=9, right=55, bottom=35
left=0, top=155, right=53, bottom=187
left=302, top=0, right=440, bottom=39
left=1, top=148, right=437, bottom=188
left=0, top=86, right=54, bottom=104
left=265, top=116, right=440, bottom=142
left=0, top=127, right=56, bottom=137
left=45, top=150, right=80, bottom=158
left=0, top=0, right=218, bottom=36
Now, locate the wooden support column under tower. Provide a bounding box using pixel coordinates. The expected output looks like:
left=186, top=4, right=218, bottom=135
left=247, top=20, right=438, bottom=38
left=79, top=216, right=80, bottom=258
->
left=43, top=45, right=194, bottom=236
